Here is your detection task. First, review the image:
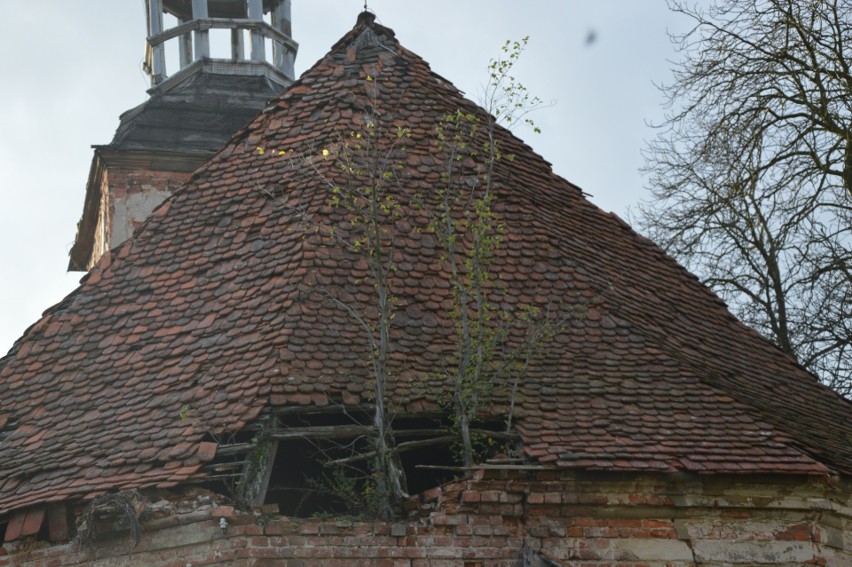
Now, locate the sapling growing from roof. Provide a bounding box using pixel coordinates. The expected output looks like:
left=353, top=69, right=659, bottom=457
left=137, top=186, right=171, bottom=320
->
left=298, top=70, right=415, bottom=518
left=428, top=37, right=558, bottom=469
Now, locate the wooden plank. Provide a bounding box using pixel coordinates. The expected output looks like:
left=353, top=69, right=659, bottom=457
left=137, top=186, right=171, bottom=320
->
left=235, top=412, right=280, bottom=508
left=202, top=460, right=250, bottom=472
left=3, top=510, right=26, bottom=542
left=330, top=436, right=456, bottom=466
left=415, top=464, right=550, bottom=471
left=241, top=438, right=278, bottom=507
left=47, top=504, right=68, bottom=542
left=272, top=404, right=373, bottom=418
left=213, top=442, right=255, bottom=457
left=148, top=19, right=296, bottom=51
left=265, top=424, right=372, bottom=441
left=262, top=426, right=512, bottom=441
left=20, top=506, right=45, bottom=537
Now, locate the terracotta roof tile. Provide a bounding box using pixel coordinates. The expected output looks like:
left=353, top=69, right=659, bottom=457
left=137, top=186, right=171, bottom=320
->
left=1, top=13, right=851, bottom=517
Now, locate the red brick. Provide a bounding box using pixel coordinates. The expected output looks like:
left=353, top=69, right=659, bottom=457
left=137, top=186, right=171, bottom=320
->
left=460, top=491, right=480, bottom=503
left=213, top=505, right=236, bottom=518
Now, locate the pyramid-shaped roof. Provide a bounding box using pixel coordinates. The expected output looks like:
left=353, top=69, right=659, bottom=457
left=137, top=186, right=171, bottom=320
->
left=1, top=13, right=850, bottom=518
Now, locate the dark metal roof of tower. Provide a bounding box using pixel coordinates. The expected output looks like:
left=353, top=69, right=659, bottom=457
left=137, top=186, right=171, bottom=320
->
left=108, top=72, right=286, bottom=154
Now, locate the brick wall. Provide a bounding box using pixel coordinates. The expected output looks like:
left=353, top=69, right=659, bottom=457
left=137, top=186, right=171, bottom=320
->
left=106, top=167, right=188, bottom=250
left=2, top=471, right=849, bottom=566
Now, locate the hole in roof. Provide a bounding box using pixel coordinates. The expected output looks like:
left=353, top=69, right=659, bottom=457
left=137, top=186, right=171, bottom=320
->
left=186, top=408, right=516, bottom=518
left=262, top=411, right=510, bottom=517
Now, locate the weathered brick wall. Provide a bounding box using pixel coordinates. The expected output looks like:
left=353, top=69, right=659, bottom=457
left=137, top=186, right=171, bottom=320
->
left=75, top=160, right=193, bottom=271
left=106, top=167, right=188, bottom=249
left=2, top=471, right=849, bottom=566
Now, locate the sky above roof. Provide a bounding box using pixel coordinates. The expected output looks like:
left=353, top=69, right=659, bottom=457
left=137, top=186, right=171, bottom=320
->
left=0, top=0, right=689, bottom=355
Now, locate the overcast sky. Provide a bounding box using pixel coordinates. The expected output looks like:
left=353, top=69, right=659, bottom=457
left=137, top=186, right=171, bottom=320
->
left=0, top=1, right=689, bottom=355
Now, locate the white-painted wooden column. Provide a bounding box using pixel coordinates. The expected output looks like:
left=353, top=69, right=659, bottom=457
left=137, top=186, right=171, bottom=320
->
left=271, top=0, right=294, bottom=76
left=248, top=0, right=264, bottom=62
left=178, top=17, right=193, bottom=68
left=192, top=0, right=210, bottom=60
left=231, top=28, right=245, bottom=61
left=147, top=0, right=167, bottom=83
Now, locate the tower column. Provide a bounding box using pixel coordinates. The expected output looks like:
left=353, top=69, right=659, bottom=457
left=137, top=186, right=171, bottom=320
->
left=231, top=28, right=245, bottom=61
left=147, top=0, right=166, bottom=83
left=248, top=0, right=264, bottom=61
left=178, top=17, right=193, bottom=67
left=192, top=0, right=210, bottom=59
left=272, top=0, right=295, bottom=77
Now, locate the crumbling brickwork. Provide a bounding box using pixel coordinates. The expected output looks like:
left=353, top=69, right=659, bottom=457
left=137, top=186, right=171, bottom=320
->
left=105, top=167, right=183, bottom=248
left=74, top=161, right=192, bottom=271
left=95, top=167, right=189, bottom=265
left=2, top=471, right=848, bottom=566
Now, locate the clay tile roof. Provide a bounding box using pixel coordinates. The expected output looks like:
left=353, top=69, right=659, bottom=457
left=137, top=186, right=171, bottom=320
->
left=1, top=13, right=850, bottom=517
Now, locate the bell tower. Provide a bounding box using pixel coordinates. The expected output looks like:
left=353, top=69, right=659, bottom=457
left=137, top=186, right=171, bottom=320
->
left=69, top=0, right=297, bottom=271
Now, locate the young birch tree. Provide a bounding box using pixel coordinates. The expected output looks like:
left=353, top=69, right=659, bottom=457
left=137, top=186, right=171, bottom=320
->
left=430, top=38, right=548, bottom=468
left=320, top=109, right=412, bottom=519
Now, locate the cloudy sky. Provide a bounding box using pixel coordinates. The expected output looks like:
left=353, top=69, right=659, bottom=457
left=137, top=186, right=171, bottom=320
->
left=0, top=1, right=689, bottom=354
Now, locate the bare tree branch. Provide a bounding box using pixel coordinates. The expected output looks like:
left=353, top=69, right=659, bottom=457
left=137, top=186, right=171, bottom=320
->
left=639, top=0, right=851, bottom=397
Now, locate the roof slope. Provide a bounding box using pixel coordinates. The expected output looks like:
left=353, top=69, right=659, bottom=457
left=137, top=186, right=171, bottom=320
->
left=1, top=13, right=850, bottom=516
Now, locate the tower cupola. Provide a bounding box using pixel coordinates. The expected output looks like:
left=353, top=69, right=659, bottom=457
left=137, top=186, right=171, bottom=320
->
left=145, top=0, right=297, bottom=88
left=68, top=0, right=298, bottom=271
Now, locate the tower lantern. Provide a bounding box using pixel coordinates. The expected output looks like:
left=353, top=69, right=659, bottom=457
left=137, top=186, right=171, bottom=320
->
left=69, top=0, right=298, bottom=271
left=144, top=0, right=297, bottom=88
